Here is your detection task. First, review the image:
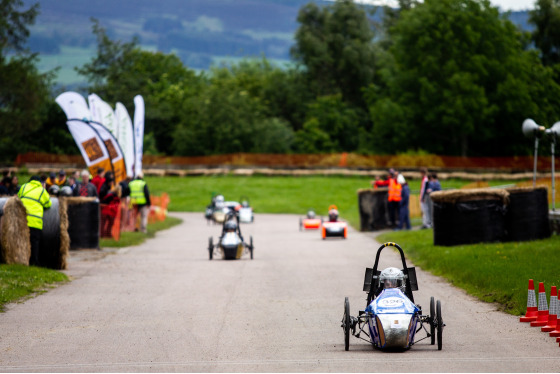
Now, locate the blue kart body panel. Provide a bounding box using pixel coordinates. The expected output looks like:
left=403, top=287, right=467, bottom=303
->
left=365, top=288, right=420, bottom=349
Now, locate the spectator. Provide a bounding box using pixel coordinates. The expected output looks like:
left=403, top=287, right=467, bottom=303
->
left=67, top=171, right=79, bottom=191
left=45, top=172, right=57, bottom=190
left=427, top=173, right=442, bottom=225
left=419, top=167, right=431, bottom=229
left=54, top=169, right=67, bottom=186
left=99, top=173, right=121, bottom=237
left=91, top=167, right=106, bottom=194
left=372, top=168, right=401, bottom=227
left=7, top=175, right=20, bottom=196
left=129, top=173, right=151, bottom=233
left=395, top=174, right=411, bottom=230
left=17, top=176, right=52, bottom=266
left=73, top=170, right=98, bottom=197
left=0, top=175, right=10, bottom=195
left=119, top=176, right=132, bottom=199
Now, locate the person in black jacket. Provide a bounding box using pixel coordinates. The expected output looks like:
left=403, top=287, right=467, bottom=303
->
left=73, top=170, right=98, bottom=197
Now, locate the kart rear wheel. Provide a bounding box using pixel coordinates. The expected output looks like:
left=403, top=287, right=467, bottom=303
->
left=343, top=297, right=350, bottom=351
left=436, top=300, right=443, bottom=350
left=299, top=218, right=302, bottom=231
left=430, top=296, right=435, bottom=345
left=250, top=236, right=254, bottom=260
left=208, top=237, right=213, bottom=260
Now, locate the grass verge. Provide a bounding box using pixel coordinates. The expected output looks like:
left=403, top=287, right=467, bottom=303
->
left=99, top=216, right=183, bottom=247
left=0, top=265, right=68, bottom=312
left=377, top=229, right=560, bottom=316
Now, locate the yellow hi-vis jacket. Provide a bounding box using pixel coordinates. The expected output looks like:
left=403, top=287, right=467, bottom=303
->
left=17, top=180, right=52, bottom=230
left=129, top=179, right=147, bottom=205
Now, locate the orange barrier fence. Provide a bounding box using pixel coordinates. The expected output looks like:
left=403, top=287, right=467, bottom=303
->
left=14, top=152, right=556, bottom=172
left=99, top=194, right=170, bottom=241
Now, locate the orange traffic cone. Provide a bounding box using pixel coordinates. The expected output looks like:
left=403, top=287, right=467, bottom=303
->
left=520, top=279, right=538, bottom=322
left=530, top=282, right=549, bottom=327
left=542, top=286, right=557, bottom=332
left=551, top=306, right=560, bottom=337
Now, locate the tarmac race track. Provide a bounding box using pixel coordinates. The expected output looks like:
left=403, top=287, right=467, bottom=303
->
left=1, top=212, right=559, bottom=372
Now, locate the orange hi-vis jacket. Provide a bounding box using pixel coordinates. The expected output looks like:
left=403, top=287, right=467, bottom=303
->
left=388, top=178, right=402, bottom=202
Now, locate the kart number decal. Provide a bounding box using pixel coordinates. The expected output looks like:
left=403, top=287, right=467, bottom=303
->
left=391, top=320, right=402, bottom=329
left=378, top=297, right=405, bottom=308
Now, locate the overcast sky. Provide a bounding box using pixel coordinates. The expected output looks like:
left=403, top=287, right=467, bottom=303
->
left=347, top=0, right=535, bottom=11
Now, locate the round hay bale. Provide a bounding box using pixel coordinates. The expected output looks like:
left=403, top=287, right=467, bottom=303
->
left=357, top=188, right=390, bottom=231
left=505, top=187, right=551, bottom=242
left=432, top=188, right=509, bottom=246
left=39, top=197, right=69, bottom=270
left=66, top=197, right=100, bottom=250
left=0, top=197, right=30, bottom=265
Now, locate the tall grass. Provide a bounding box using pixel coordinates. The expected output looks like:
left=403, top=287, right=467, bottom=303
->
left=377, top=230, right=560, bottom=315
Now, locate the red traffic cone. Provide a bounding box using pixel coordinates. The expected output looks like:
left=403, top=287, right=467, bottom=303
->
left=530, top=282, right=549, bottom=327
left=550, top=313, right=560, bottom=337
left=542, top=286, right=558, bottom=332
left=520, top=279, right=538, bottom=322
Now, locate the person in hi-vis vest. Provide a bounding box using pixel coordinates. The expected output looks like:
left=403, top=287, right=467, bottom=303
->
left=17, top=176, right=52, bottom=266
left=129, top=173, right=151, bottom=233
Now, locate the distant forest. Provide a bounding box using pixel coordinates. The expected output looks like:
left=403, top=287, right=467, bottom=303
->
left=24, top=0, right=531, bottom=86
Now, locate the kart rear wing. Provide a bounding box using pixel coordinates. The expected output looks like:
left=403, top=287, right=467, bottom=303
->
left=363, top=242, right=418, bottom=304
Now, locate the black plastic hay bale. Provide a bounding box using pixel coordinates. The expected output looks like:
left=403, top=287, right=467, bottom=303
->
left=357, top=188, right=390, bottom=231
left=39, top=197, right=69, bottom=270
left=0, top=197, right=30, bottom=265
left=505, top=187, right=551, bottom=241
left=66, top=197, right=100, bottom=250
left=431, top=189, right=509, bottom=246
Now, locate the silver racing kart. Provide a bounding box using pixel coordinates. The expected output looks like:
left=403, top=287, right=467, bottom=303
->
left=208, top=211, right=254, bottom=260
left=341, top=242, right=444, bottom=351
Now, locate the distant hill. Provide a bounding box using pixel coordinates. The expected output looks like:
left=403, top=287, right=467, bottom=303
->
left=23, top=0, right=532, bottom=87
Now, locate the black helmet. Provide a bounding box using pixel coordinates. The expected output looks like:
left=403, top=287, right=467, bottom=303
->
left=224, top=220, right=237, bottom=232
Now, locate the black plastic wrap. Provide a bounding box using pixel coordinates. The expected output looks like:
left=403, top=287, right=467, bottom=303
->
left=433, top=199, right=507, bottom=246
left=358, top=189, right=390, bottom=231
left=39, top=198, right=61, bottom=268
left=67, top=199, right=100, bottom=249
left=505, top=188, right=550, bottom=241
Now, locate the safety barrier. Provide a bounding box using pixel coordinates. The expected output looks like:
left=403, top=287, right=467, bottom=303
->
left=99, top=194, right=169, bottom=240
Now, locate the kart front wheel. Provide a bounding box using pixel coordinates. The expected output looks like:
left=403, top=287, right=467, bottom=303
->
left=250, top=236, right=254, bottom=260
left=437, top=300, right=443, bottom=351
left=430, top=296, right=435, bottom=345
left=343, top=297, right=351, bottom=351
left=208, top=237, right=213, bottom=260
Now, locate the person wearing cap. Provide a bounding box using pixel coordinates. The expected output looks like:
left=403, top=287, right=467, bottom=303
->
left=17, top=176, right=52, bottom=266
left=129, top=173, right=151, bottom=233
left=45, top=172, right=57, bottom=190
left=395, top=174, right=411, bottom=230
left=54, top=169, right=67, bottom=186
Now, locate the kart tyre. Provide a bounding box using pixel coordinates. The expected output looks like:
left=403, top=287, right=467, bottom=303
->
left=299, top=218, right=302, bottom=231
left=344, top=297, right=350, bottom=351
left=250, top=236, right=254, bottom=260
left=430, top=296, right=435, bottom=345
left=208, top=237, right=213, bottom=260
left=437, top=300, right=443, bottom=351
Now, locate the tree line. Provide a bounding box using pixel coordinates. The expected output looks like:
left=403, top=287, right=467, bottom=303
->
left=2, top=0, right=560, bottom=163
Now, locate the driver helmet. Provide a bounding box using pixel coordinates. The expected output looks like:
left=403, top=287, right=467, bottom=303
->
left=49, top=184, right=60, bottom=196
left=307, top=210, right=316, bottom=219
left=215, top=195, right=225, bottom=209
left=379, top=267, right=405, bottom=291
left=224, top=220, right=237, bottom=233
left=328, top=208, right=339, bottom=222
